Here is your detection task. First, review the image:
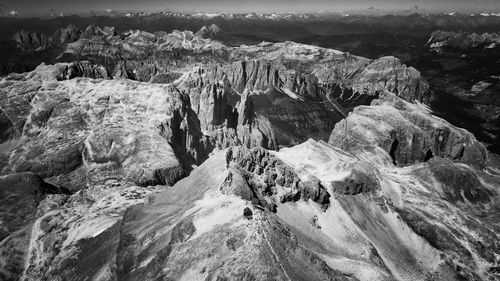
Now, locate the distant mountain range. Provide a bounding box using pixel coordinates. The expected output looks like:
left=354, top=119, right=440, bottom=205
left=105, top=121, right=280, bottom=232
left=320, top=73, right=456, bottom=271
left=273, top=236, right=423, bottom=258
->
left=1, top=11, right=500, bottom=43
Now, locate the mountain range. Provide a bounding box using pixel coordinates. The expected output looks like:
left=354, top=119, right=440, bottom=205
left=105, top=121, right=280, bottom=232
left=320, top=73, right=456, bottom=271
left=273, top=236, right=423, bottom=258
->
left=0, top=15, right=499, bottom=281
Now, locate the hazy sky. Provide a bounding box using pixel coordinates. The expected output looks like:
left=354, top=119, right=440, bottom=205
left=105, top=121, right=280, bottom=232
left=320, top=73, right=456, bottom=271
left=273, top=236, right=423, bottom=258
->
left=0, top=0, right=499, bottom=16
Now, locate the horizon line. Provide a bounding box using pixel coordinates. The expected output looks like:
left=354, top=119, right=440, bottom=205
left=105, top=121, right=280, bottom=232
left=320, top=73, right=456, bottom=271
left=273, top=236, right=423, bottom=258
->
left=3, top=8, right=500, bottom=19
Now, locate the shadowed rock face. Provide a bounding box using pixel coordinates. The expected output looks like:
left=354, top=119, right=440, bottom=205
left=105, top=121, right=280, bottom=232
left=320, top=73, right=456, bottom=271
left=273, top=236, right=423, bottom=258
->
left=176, top=70, right=278, bottom=150
left=427, top=157, right=493, bottom=204
left=56, top=61, right=112, bottom=80
left=0, top=172, right=69, bottom=241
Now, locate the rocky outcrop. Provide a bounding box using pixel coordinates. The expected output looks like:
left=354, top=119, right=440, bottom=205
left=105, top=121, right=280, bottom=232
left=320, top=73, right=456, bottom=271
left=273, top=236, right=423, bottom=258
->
left=9, top=24, right=431, bottom=105
left=7, top=24, right=431, bottom=119
left=199, top=59, right=318, bottom=96
left=157, top=87, right=213, bottom=169
left=189, top=55, right=429, bottom=105
left=329, top=91, right=487, bottom=167
left=330, top=164, right=380, bottom=195
left=63, top=26, right=226, bottom=62
left=170, top=41, right=431, bottom=148
left=190, top=81, right=235, bottom=131
left=223, top=146, right=330, bottom=208
left=1, top=134, right=498, bottom=281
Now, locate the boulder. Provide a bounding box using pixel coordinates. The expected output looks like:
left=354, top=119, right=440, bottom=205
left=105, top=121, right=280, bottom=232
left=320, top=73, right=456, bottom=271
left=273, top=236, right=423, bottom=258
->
left=243, top=207, right=253, bottom=219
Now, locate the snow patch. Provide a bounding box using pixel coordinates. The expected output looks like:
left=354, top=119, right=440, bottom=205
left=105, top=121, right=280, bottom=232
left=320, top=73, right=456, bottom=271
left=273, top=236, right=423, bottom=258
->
left=281, top=87, right=304, bottom=101
left=190, top=190, right=248, bottom=240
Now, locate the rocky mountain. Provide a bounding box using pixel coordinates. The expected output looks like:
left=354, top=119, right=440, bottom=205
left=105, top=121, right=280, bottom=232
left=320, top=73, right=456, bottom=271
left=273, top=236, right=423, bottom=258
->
left=0, top=25, right=499, bottom=281
left=4, top=24, right=430, bottom=149
left=415, top=30, right=500, bottom=155
left=329, top=91, right=487, bottom=167
left=426, top=30, right=500, bottom=52
left=12, top=24, right=81, bottom=51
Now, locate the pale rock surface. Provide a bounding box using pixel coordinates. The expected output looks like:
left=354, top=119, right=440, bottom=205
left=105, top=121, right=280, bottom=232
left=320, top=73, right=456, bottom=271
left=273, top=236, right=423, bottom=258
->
left=0, top=64, right=207, bottom=190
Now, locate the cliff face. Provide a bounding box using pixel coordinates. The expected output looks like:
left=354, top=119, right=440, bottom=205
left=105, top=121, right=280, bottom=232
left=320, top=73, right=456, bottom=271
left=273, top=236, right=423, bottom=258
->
left=56, top=61, right=112, bottom=80
left=173, top=43, right=430, bottom=148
